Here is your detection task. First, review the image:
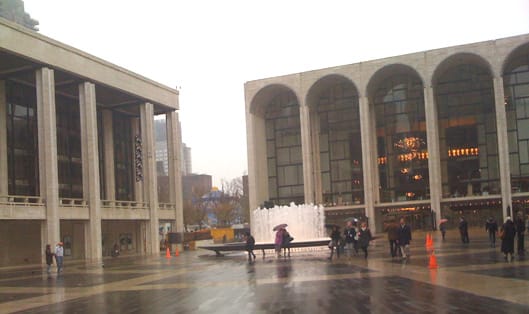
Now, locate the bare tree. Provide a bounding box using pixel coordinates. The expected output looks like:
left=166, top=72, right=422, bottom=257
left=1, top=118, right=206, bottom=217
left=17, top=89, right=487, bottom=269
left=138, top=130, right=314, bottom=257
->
left=182, top=186, right=209, bottom=230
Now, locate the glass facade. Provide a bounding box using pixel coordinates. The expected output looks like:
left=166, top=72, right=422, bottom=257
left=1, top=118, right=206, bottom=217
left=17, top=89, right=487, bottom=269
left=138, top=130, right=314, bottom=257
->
left=56, top=96, right=83, bottom=198
left=265, top=91, right=304, bottom=205
left=5, top=81, right=38, bottom=196
left=504, top=46, right=529, bottom=193
left=374, top=74, right=428, bottom=203
left=317, top=82, right=363, bottom=206
left=113, top=113, right=134, bottom=201
left=436, top=64, right=500, bottom=198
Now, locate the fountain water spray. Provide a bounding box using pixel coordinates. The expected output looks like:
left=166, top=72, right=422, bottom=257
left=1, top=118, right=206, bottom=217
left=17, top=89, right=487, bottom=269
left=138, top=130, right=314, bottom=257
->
left=250, top=203, right=326, bottom=243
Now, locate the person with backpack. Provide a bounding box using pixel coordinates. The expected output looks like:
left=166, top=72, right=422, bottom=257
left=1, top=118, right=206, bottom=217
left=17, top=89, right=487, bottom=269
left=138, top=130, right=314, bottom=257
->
left=344, top=220, right=358, bottom=257
left=245, top=231, right=256, bottom=263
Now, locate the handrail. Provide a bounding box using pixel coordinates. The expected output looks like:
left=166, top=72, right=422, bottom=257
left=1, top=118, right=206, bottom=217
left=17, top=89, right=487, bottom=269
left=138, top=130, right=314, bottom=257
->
left=158, top=203, right=176, bottom=210
left=101, top=199, right=148, bottom=209
left=0, top=195, right=44, bottom=205
left=59, top=198, right=87, bottom=207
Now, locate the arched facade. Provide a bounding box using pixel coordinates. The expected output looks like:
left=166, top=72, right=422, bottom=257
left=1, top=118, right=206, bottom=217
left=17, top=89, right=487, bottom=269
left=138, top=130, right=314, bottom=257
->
left=245, top=33, right=529, bottom=232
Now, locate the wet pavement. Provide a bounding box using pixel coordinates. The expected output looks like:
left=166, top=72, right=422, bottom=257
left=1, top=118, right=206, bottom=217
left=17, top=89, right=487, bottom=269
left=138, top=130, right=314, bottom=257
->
left=1, top=230, right=528, bottom=313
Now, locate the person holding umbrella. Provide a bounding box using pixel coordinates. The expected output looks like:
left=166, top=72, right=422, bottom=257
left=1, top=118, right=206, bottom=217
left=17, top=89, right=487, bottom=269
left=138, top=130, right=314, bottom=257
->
left=439, top=218, right=448, bottom=241
left=273, top=224, right=287, bottom=258
left=328, top=225, right=342, bottom=260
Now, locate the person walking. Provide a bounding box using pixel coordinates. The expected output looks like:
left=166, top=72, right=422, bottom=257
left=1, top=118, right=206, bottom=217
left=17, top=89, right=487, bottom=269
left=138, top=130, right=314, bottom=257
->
left=344, top=221, right=358, bottom=257
left=485, top=217, right=498, bottom=248
left=398, top=218, right=412, bottom=259
left=282, top=228, right=293, bottom=257
left=458, top=216, right=469, bottom=244
left=45, top=244, right=54, bottom=274
left=274, top=228, right=284, bottom=258
left=54, top=242, right=64, bottom=273
left=384, top=219, right=400, bottom=258
left=328, top=226, right=342, bottom=260
left=358, top=222, right=373, bottom=259
left=500, top=216, right=517, bottom=262
left=439, top=221, right=447, bottom=241
left=245, top=231, right=256, bottom=263
left=515, top=212, right=526, bottom=256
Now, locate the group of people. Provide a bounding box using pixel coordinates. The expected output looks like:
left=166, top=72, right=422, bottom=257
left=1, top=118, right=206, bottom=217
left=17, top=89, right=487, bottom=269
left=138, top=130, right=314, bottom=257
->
left=274, top=227, right=293, bottom=258
left=384, top=218, right=412, bottom=260
left=44, top=242, right=64, bottom=273
left=329, top=220, right=374, bottom=260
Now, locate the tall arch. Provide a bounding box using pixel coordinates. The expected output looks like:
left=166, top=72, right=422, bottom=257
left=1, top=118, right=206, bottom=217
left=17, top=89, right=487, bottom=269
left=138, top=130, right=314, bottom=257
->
left=305, top=74, right=363, bottom=207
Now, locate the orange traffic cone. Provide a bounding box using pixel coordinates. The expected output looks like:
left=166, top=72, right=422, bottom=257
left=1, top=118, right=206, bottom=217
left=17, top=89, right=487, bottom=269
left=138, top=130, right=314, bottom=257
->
left=428, top=251, right=438, bottom=269
left=426, top=233, right=433, bottom=250
left=166, top=247, right=171, bottom=258
left=174, top=245, right=179, bottom=257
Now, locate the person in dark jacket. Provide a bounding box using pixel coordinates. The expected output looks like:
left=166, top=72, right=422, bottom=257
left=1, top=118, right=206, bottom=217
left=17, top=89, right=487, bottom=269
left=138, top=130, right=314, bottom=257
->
left=328, top=226, right=342, bottom=260
left=458, top=216, right=469, bottom=244
left=344, top=221, right=358, bottom=257
left=398, top=218, right=412, bottom=259
left=514, top=212, right=526, bottom=255
left=245, top=232, right=256, bottom=263
left=384, top=219, right=400, bottom=258
left=45, top=244, right=54, bottom=274
left=358, top=222, right=373, bottom=259
left=501, top=217, right=517, bottom=262
left=485, top=217, right=498, bottom=248
left=282, top=228, right=293, bottom=257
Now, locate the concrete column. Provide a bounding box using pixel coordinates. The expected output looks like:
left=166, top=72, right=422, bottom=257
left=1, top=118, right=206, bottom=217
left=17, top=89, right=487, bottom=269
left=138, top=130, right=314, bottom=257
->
left=424, top=86, right=442, bottom=228
left=132, top=118, right=144, bottom=203
left=140, top=103, right=159, bottom=254
left=0, top=81, right=7, bottom=196
left=102, top=110, right=115, bottom=200
left=79, top=82, right=102, bottom=261
left=166, top=111, right=184, bottom=235
left=299, top=104, right=314, bottom=204
left=36, top=68, right=60, bottom=245
left=493, top=76, right=511, bottom=219
left=246, top=112, right=268, bottom=210
left=359, top=96, right=376, bottom=231
left=310, top=108, right=323, bottom=205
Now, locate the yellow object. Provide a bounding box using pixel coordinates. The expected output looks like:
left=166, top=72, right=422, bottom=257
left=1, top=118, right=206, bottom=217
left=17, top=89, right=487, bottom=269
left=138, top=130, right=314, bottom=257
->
left=210, top=228, right=234, bottom=243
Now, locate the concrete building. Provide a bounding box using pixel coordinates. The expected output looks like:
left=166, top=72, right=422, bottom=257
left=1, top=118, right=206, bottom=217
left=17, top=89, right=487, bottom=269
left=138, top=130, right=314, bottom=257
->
left=245, top=33, right=529, bottom=232
left=0, top=17, right=183, bottom=266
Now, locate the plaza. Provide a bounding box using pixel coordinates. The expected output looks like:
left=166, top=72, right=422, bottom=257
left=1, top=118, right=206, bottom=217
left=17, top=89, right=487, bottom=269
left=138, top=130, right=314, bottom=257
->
left=0, top=230, right=528, bottom=313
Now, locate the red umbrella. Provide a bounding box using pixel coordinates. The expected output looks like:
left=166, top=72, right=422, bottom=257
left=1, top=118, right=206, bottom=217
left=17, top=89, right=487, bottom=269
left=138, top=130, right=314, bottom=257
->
left=273, top=223, right=288, bottom=231
left=439, top=218, right=448, bottom=224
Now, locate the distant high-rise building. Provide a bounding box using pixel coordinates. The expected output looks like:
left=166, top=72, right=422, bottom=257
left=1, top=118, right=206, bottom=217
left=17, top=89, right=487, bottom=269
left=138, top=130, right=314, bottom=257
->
left=0, top=0, right=38, bottom=30
left=155, top=141, right=169, bottom=176
left=181, top=143, right=192, bottom=176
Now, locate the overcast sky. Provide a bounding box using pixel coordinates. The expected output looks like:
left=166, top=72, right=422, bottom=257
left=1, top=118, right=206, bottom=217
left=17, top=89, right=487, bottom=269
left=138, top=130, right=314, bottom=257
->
left=23, top=0, right=529, bottom=187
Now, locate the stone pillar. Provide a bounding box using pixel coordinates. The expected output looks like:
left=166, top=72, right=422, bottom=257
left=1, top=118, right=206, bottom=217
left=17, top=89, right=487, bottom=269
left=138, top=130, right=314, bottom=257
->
left=359, top=96, right=376, bottom=231
left=140, top=103, right=159, bottom=254
left=424, top=86, right=442, bottom=228
left=36, top=68, right=60, bottom=246
left=493, top=76, right=511, bottom=219
left=132, top=118, right=144, bottom=203
left=102, top=110, right=115, bottom=200
left=0, top=81, right=7, bottom=196
left=310, top=108, right=323, bottom=205
left=246, top=112, right=268, bottom=210
left=166, top=111, right=184, bottom=235
left=79, top=82, right=102, bottom=261
left=300, top=104, right=314, bottom=204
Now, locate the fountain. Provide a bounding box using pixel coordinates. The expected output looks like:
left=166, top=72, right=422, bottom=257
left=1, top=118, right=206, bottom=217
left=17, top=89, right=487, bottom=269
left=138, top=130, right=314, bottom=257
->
left=251, top=203, right=326, bottom=243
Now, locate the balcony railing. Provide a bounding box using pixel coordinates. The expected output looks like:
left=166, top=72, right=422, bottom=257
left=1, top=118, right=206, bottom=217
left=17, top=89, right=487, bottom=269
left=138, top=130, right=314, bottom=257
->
left=0, top=195, right=44, bottom=206
left=59, top=198, right=87, bottom=207
left=101, top=200, right=148, bottom=210
left=158, top=203, right=176, bottom=210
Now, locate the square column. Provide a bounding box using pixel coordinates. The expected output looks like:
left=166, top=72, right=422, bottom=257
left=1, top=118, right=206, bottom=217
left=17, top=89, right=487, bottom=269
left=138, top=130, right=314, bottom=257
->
left=310, top=107, right=323, bottom=205
left=79, top=82, right=102, bottom=261
left=300, top=104, right=314, bottom=204
left=493, top=76, right=512, bottom=219
left=424, top=86, right=442, bottom=227
left=245, top=112, right=268, bottom=210
left=36, top=68, right=60, bottom=246
left=166, top=111, right=184, bottom=234
left=0, top=81, right=7, bottom=195
left=102, top=110, right=115, bottom=200
left=140, top=102, right=159, bottom=254
left=359, top=96, right=376, bottom=231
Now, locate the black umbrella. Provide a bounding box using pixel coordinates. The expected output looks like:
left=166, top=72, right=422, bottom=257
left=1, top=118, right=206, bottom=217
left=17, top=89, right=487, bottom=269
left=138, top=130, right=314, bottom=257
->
left=324, top=223, right=340, bottom=229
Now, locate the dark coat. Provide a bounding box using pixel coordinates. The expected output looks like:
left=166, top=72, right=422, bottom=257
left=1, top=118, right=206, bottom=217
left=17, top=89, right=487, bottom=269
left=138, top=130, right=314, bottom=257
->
left=245, top=235, right=255, bottom=251
left=398, top=224, right=412, bottom=245
left=282, top=231, right=293, bottom=246
left=385, top=223, right=400, bottom=241
left=344, top=227, right=357, bottom=243
left=515, top=217, right=526, bottom=234
left=358, top=228, right=372, bottom=248
left=485, top=220, right=498, bottom=233
left=501, top=220, right=516, bottom=254
left=459, top=219, right=468, bottom=233
left=45, top=248, right=54, bottom=265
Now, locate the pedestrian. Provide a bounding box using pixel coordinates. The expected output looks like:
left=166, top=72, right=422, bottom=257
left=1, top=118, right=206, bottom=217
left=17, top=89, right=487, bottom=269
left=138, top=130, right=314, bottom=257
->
left=439, top=221, right=447, bottom=241
left=384, top=219, right=399, bottom=258
left=500, top=216, right=516, bottom=262
left=274, top=228, right=283, bottom=258
left=344, top=221, right=358, bottom=257
left=282, top=228, right=293, bottom=257
left=485, top=217, right=498, bottom=248
left=514, top=212, right=526, bottom=255
left=458, top=216, right=469, bottom=244
left=245, top=231, right=256, bottom=263
left=54, top=242, right=64, bottom=273
left=397, top=217, right=412, bottom=259
left=45, top=244, right=54, bottom=274
left=328, top=226, right=342, bottom=260
left=358, top=221, right=373, bottom=259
